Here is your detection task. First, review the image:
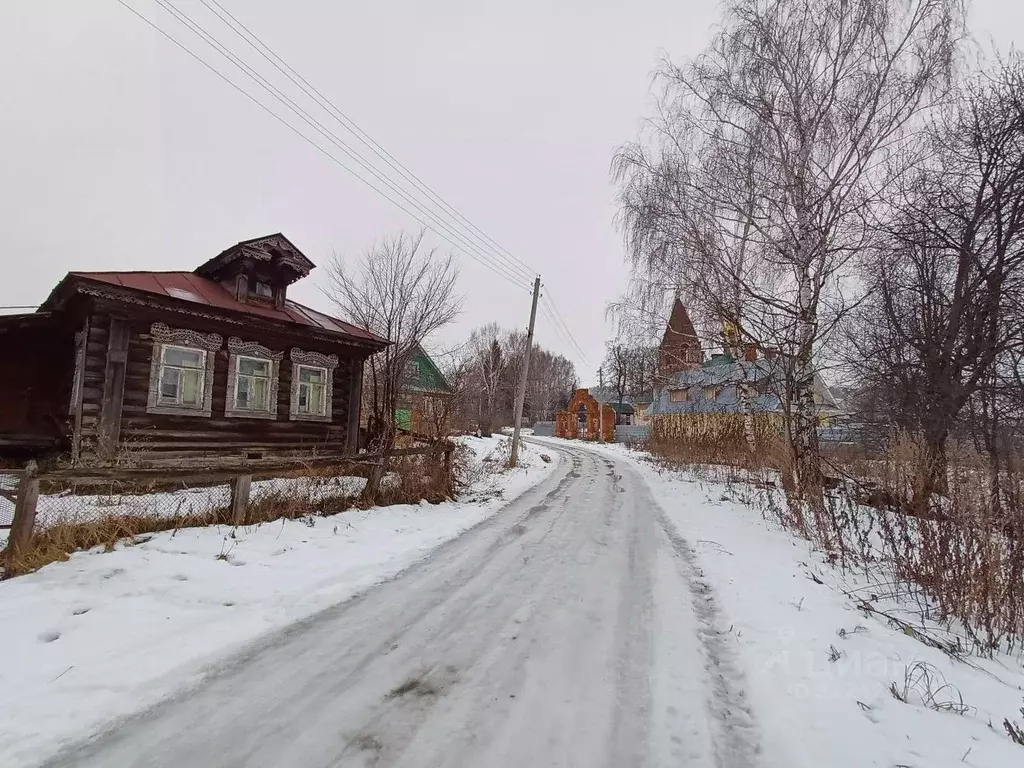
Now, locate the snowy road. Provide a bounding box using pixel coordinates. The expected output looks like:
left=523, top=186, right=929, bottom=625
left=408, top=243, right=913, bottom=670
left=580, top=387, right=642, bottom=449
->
left=46, top=442, right=761, bottom=768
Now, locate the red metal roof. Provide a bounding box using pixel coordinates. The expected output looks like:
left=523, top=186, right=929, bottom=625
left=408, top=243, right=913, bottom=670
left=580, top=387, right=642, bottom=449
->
left=68, top=271, right=386, bottom=344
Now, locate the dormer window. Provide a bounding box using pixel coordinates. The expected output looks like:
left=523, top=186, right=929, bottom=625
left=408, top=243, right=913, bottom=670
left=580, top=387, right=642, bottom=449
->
left=195, top=234, right=314, bottom=307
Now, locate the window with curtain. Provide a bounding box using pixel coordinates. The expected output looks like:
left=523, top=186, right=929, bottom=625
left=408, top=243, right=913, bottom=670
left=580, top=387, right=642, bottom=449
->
left=234, top=356, right=272, bottom=411
left=296, top=365, right=327, bottom=416
left=158, top=345, right=206, bottom=407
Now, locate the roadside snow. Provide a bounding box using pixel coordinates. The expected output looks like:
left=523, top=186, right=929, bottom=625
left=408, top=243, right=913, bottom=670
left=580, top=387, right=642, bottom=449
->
left=537, top=438, right=1024, bottom=768
left=0, top=435, right=558, bottom=768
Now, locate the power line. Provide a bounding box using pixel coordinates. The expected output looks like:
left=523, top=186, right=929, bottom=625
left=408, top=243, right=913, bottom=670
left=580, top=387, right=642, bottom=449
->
left=541, top=304, right=579, bottom=361
left=542, top=290, right=590, bottom=365
left=537, top=298, right=591, bottom=372
left=152, top=0, right=532, bottom=289
left=143, top=0, right=533, bottom=290
left=120, top=0, right=597, bottom=360
left=197, top=0, right=537, bottom=281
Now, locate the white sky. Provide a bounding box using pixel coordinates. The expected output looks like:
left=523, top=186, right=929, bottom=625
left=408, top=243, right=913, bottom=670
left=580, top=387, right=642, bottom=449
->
left=1, top=1, right=1020, bottom=385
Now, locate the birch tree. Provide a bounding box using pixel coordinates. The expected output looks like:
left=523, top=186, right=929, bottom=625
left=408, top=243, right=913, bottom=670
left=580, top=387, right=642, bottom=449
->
left=615, top=0, right=963, bottom=511
left=467, top=323, right=505, bottom=436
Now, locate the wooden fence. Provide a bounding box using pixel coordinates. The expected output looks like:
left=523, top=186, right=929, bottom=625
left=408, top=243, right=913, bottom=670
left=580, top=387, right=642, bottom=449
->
left=1, top=443, right=454, bottom=565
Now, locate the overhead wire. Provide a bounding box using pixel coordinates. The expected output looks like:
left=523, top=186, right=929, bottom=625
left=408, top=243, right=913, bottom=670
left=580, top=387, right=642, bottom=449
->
left=538, top=299, right=574, bottom=352
left=197, top=0, right=537, bottom=282
left=118, top=0, right=595, bottom=360
left=144, top=0, right=533, bottom=291
left=541, top=291, right=590, bottom=365
left=537, top=299, right=591, bottom=373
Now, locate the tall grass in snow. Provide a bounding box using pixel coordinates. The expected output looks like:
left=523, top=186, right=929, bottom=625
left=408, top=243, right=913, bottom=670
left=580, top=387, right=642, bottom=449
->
left=647, top=427, right=1024, bottom=653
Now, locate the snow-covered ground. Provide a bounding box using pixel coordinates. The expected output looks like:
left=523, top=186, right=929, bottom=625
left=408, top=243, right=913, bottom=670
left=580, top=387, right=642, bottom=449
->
left=563, top=439, right=1024, bottom=768
left=7, top=434, right=1023, bottom=767
left=0, top=435, right=557, bottom=767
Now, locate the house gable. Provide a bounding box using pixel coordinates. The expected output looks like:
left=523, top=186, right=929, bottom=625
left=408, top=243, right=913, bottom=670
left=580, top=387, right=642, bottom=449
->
left=408, top=346, right=452, bottom=394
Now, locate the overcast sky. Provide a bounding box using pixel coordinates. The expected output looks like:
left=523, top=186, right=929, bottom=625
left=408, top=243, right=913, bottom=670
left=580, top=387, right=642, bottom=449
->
left=1, top=1, right=1020, bottom=385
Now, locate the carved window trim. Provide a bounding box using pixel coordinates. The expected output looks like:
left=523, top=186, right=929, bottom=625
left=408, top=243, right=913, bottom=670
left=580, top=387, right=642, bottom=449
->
left=146, top=323, right=221, bottom=417
left=225, top=337, right=283, bottom=420
left=289, top=348, right=338, bottom=423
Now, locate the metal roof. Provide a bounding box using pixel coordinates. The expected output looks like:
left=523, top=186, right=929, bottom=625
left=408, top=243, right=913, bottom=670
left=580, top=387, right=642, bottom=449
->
left=65, top=271, right=386, bottom=345
left=647, top=357, right=839, bottom=416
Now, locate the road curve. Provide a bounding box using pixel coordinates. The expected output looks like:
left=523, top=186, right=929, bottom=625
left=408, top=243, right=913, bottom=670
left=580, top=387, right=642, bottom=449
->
left=45, top=442, right=761, bottom=768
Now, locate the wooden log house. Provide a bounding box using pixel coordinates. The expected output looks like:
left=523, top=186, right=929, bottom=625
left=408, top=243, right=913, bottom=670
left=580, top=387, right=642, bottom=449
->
left=0, top=233, right=388, bottom=463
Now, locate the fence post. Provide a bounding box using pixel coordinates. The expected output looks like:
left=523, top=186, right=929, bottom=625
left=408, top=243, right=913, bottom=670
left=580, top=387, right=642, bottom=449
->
left=443, top=444, right=454, bottom=496
left=362, top=452, right=389, bottom=504
left=230, top=474, right=251, bottom=526
left=4, top=460, right=40, bottom=565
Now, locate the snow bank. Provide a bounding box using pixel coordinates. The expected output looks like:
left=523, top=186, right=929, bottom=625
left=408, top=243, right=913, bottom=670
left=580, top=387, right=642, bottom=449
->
left=0, top=436, right=558, bottom=767
left=545, top=439, right=1024, bottom=768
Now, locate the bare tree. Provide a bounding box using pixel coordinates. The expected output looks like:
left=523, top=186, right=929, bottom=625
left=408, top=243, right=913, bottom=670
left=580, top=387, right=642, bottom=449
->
left=526, top=348, right=577, bottom=421
left=615, top=0, right=964, bottom=511
left=602, top=343, right=631, bottom=409
left=466, top=323, right=505, bottom=436
left=460, top=323, right=577, bottom=429
left=424, top=350, right=474, bottom=441
left=851, top=57, right=1024, bottom=505
left=327, top=231, right=460, bottom=464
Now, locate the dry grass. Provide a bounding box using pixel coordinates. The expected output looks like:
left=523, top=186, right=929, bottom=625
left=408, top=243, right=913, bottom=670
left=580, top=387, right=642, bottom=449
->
left=650, top=412, right=781, bottom=470
left=4, top=450, right=462, bottom=578
left=648, top=423, right=1024, bottom=653
left=889, top=661, right=971, bottom=715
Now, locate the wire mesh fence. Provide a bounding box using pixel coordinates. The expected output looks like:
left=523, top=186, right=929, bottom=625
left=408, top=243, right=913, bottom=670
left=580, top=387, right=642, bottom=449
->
left=1, top=443, right=454, bottom=575
left=0, top=473, right=18, bottom=528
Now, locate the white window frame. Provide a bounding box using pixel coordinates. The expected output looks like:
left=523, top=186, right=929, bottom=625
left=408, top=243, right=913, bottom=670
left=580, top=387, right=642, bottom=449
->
left=224, top=338, right=283, bottom=420
left=295, top=364, right=328, bottom=416
left=289, top=348, right=339, bottom=423
left=234, top=355, right=272, bottom=411
left=145, top=323, right=222, bottom=418
left=157, top=344, right=208, bottom=407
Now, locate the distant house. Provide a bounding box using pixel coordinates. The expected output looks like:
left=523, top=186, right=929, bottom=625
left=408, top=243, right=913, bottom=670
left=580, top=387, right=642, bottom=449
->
left=396, top=345, right=453, bottom=437
left=0, top=233, right=388, bottom=463
left=632, top=392, right=655, bottom=426
left=607, top=401, right=636, bottom=426
left=649, top=298, right=844, bottom=429
left=648, top=353, right=843, bottom=425
left=587, top=387, right=637, bottom=426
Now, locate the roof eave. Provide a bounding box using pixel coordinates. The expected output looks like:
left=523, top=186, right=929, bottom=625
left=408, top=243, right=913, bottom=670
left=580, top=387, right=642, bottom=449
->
left=64, top=277, right=388, bottom=349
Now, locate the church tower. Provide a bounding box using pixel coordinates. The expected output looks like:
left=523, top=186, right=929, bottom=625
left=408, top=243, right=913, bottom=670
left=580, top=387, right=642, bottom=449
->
left=658, top=298, right=703, bottom=381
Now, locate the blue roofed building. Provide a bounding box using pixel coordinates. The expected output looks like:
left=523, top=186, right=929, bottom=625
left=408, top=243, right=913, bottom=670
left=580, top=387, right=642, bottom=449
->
left=647, top=352, right=844, bottom=426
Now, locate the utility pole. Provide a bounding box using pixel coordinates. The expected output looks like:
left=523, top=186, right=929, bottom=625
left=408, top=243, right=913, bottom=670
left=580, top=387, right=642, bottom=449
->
left=510, top=276, right=541, bottom=468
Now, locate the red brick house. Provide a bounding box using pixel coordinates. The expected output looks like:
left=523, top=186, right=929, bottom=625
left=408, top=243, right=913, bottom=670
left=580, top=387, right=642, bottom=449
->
left=0, top=234, right=387, bottom=463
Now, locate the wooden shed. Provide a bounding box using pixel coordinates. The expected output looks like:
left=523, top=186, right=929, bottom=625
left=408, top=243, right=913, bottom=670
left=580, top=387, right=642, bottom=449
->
left=0, top=233, right=388, bottom=463
left=554, top=389, right=615, bottom=442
